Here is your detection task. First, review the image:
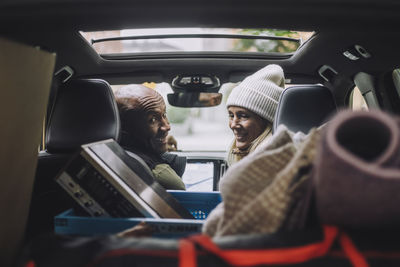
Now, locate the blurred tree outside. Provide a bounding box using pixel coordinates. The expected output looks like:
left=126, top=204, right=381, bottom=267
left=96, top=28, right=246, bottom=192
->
left=233, top=29, right=303, bottom=53
left=166, top=106, right=191, bottom=124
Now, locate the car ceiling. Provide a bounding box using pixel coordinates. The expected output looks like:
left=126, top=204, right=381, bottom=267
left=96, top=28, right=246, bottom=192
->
left=2, top=0, right=400, bottom=31
left=1, top=0, right=400, bottom=106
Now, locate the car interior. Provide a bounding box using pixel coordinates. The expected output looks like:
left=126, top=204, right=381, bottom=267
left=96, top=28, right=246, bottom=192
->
left=1, top=0, right=400, bottom=266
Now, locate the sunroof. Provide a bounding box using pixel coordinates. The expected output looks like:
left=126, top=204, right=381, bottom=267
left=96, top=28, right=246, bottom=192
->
left=80, top=28, right=314, bottom=55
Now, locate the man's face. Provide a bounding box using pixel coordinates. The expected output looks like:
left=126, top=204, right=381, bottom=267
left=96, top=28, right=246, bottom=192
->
left=142, top=103, right=171, bottom=154
left=228, top=106, right=267, bottom=150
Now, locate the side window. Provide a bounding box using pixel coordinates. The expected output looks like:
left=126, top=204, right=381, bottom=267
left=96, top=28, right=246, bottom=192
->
left=393, top=69, right=400, bottom=98
left=392, top=69, right=400, bottom=111
left=349, top=86, right=368, bottom=111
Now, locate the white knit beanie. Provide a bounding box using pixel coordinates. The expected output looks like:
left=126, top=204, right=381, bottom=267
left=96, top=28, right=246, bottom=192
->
left=226, top=64, right=285, bottom=123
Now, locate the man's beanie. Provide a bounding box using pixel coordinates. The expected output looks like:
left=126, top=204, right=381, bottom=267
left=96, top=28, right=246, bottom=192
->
left=226, top=64, right=285, bottom=123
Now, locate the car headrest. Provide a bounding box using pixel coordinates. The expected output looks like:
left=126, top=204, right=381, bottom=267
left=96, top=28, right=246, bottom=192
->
left=46, top=79, right=120, bottom=153
left=273, top=85, right=337, bottom=134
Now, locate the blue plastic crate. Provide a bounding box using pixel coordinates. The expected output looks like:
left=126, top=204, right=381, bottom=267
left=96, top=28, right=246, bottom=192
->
left=54, top=191, right=221, bottom=238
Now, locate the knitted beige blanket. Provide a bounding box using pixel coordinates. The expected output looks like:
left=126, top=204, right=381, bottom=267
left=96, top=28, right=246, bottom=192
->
left=203, top=125, right=321, bottom=237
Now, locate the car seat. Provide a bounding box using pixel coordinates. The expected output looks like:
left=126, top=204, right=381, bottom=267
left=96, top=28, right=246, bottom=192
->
left=27, top=78, right=120, bottom=239
left=273, top=85, right=337, bottom=134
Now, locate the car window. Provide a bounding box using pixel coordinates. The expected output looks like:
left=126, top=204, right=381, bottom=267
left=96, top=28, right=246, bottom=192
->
left=392, top=69, right=400, bottom=99
left=80, top=28, right=313, bottom=55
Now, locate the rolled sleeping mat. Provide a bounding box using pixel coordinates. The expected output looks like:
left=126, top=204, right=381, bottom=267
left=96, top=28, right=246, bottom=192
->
left=313, top=109, right=400, bottom=228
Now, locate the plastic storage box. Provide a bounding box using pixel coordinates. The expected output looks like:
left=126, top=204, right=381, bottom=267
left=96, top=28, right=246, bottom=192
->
left=55, top=191, right=221, bottom=238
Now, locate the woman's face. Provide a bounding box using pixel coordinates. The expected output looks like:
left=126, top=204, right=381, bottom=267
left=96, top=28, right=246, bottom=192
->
left=228, top=106, right=268, bottom=150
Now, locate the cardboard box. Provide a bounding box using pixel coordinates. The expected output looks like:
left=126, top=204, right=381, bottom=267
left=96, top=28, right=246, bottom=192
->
left=0, top=38, right=55, bottom=267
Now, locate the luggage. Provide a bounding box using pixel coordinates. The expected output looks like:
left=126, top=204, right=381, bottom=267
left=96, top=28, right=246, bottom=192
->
left=27, top=225, right=400, bottom=267
left=26, top=110, right=400, bottom=267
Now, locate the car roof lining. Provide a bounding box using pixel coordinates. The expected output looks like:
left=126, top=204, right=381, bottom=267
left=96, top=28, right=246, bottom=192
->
left=11, top=30, right=396, bottom=80
left=2, top=0, right=400, bottom=31
left=6, top=29, right=400, bottom=102
left=2, top=0, right=400, bottom=110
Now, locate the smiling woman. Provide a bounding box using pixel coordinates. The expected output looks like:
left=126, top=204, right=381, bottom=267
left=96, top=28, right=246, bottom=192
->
left=226, top=64, right=285, bottom=165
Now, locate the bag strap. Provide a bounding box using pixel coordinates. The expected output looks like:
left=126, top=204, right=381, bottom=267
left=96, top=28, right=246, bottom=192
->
left=26, top=225, right=370, bottom=267
left=179, top=239, right=197, bottom=267
left=179, top=225, right=340, bottom=267
left=339, top=232, right=369, bottom=267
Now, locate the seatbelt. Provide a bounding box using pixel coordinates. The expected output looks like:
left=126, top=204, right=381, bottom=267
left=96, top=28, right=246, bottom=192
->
left=45, top=66, right=74, bottom=129
left=41, top=66, right=74, bottom=150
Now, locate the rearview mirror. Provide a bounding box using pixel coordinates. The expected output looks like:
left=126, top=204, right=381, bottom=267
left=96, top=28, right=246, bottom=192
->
left=167, top=92, right=222, bottom=107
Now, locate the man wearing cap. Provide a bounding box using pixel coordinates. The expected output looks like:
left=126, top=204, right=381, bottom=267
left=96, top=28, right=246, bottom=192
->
left=226, top=64, right=285, bottom=165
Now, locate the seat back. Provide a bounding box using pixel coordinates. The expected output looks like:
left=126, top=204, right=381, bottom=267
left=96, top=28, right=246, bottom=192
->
left=45, top=79, right=120, bottom=152
left=28, top=78, right=120, bottom=238
left=273, top=85, right=337, bottom=134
